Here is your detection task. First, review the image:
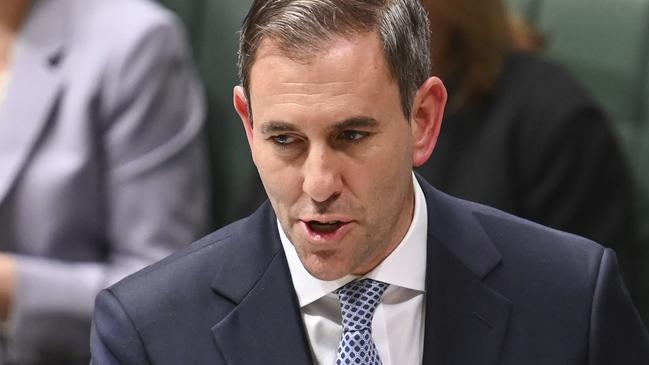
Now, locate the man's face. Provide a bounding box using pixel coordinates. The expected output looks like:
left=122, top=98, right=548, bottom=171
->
left=235, top=32, right=442, bottom=281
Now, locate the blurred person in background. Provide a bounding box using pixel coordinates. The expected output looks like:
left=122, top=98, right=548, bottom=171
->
left=417, top=0, right=641, bottom=306
left=0, top=0, right=209, bottom=363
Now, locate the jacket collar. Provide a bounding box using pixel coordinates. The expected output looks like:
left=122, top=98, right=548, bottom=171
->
left=0, top=0, right=67, bottom=205
left=209, top=202, right=314, bottom=364
left=418, top=174, right=511, bottom=365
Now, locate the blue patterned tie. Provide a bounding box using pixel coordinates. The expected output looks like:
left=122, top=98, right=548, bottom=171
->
left=335, top=279, right=388, bottom=365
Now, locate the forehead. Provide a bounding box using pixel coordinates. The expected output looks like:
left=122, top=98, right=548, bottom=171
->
left=248, top=32, right=403, bottom=124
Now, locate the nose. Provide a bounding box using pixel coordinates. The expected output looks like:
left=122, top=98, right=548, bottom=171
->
left=302, top=145, right=343, bottom=203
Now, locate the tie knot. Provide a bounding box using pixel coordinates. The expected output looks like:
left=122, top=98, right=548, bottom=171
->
left=337, top=279, right=388, bottom=332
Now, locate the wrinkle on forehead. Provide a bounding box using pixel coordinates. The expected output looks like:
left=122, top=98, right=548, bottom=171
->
left=270, top=89, right=356, bottom=108
left=248, top=32, right=404, bottom=126
left=279, top=81, right=356, bottom=94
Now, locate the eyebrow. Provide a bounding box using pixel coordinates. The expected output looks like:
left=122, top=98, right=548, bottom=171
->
left=259, top=116, right=379, bottom=135
left=331, top=117, right=379, bottom=132
left=260, top=121, right=297, bottom=135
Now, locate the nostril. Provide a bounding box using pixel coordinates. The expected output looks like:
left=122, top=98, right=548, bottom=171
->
left=311, top=193, right=340, bottom=214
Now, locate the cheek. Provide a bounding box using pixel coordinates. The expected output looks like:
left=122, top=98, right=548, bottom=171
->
left=355, top=139, right=413, bottom=208
left=255, top=155, right=303, bottom=204
left=251, top=142, right=280, bottom=177
left=360, top=136, right=413, bottom=179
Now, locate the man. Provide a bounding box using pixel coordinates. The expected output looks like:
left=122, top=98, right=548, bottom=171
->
left=90, top=0, right=649, bottom=364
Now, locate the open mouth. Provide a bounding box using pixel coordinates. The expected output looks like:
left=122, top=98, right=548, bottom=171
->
left=307, top=220, right=343, bottom=233
left=300, top=218, right=352, bottom=244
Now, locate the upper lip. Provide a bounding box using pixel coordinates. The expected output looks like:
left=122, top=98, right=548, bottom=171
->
left=299, top=215, right=353, bottom=224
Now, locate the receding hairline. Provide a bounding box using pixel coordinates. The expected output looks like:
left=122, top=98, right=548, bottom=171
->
left=260, top=25, right=376, bottom=59
left=238, top=0, right=433, bottom=120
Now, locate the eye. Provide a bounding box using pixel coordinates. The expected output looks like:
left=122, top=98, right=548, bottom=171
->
left=270, top=134, right=297, bottom=146
left=340, top=130, right=368, bottom=142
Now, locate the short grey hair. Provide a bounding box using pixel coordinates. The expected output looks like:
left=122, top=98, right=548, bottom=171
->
left=238, top=0, right=432, bottom=120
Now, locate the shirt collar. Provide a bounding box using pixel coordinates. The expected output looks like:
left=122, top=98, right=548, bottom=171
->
left=279, top=173, right=428, bottom=307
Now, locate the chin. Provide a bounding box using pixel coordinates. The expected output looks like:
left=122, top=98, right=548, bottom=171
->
left=301, top=255, right=350, bottom=281
left=309, top=270, right=348, bottom=281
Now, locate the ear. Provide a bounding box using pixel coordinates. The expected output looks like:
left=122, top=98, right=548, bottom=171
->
left=410, top=76, right=447, bottom=167
left=233, top=85, right=254, bottom=148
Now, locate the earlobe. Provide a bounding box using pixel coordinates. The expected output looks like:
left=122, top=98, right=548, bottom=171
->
left=411, top=77, right=447, bottom=167
left=233, top=86, right=255, bottom=147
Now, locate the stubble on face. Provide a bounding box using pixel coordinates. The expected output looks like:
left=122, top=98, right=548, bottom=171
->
left=274, top=148, right=415, bottom=281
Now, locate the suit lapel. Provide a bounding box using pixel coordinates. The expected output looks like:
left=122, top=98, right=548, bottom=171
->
left=419, top=177, right=511, bottom=365
left=0, top=0, right=66, bottom=205
left=210, top=203, right=314, bottom=364
left=208, top=181, right=513, bottom=364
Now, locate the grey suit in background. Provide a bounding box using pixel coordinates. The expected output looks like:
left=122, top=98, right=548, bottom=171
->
left=0, top=0, right=209, bottom=363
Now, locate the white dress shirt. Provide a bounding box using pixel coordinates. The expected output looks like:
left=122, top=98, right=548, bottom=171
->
left=279, top=173, right=428, bottom=365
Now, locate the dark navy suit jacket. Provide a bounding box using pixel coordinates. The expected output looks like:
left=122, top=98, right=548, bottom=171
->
left=90, top=177, right=649, bottom=364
